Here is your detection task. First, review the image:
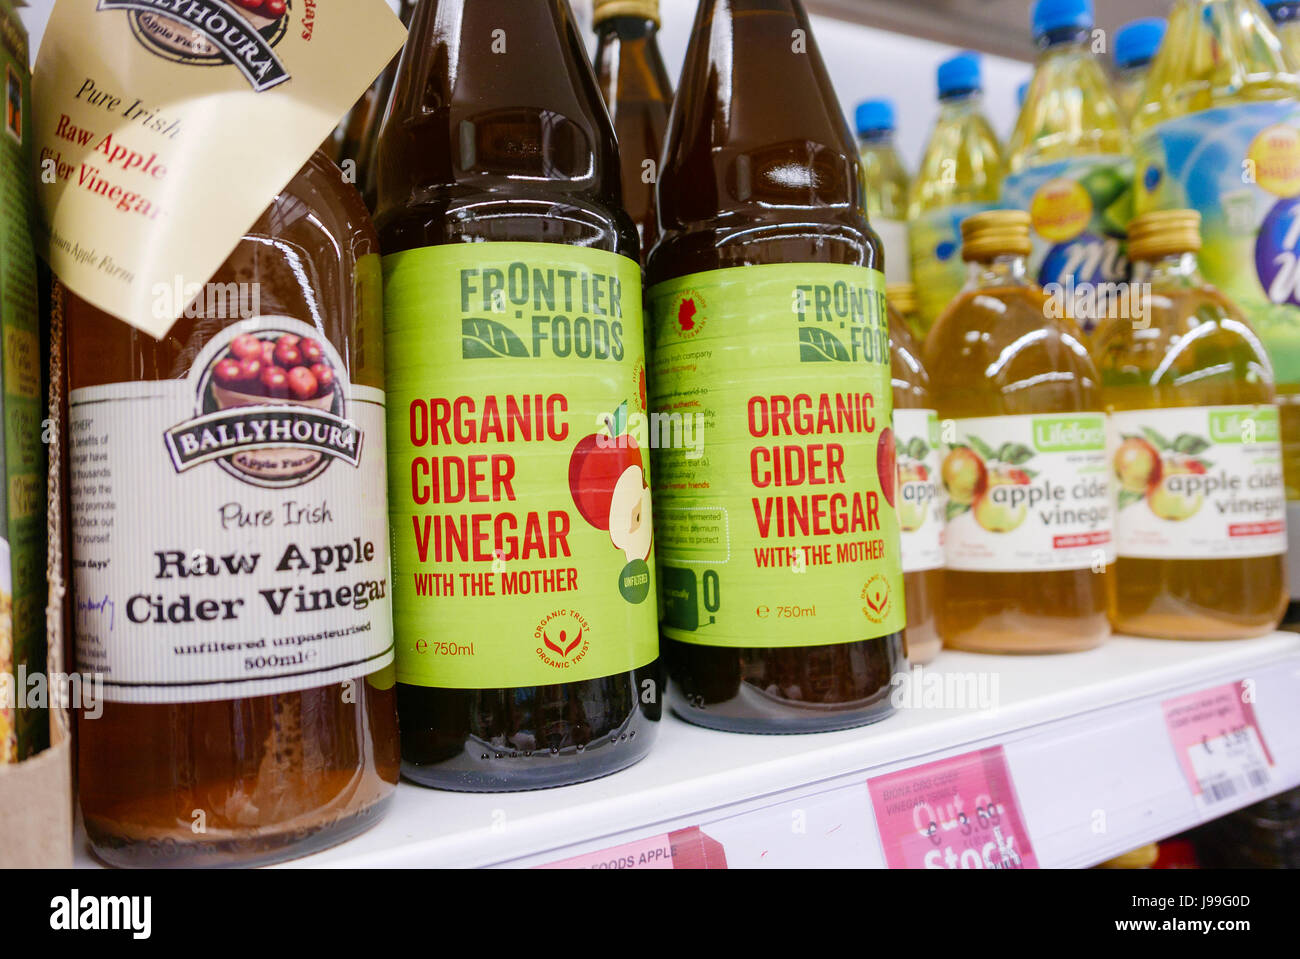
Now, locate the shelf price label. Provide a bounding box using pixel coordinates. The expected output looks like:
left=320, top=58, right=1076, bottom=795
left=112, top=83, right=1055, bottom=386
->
left=538, top=827, right=727, bottom=869
left=867, top=746, right=1038, bottom=869
left=1162, top=680, right=1275, bottom=812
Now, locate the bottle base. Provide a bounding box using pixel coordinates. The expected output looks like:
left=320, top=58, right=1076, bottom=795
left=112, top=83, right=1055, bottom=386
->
left=668, top=678, right=896, bottom=734
left=1110, top=615, right=1282, bottom=641
left=942, top=628, right=1108, bottom=655
left=84, top=793, right=395, bottom=868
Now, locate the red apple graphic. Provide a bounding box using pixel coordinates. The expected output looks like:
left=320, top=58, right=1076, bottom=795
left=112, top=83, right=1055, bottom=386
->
left=569, top=431, right=653, bottom=562
left=878, top=427, right=896, bottom=508
left=677, top=298, right=697, bottom=333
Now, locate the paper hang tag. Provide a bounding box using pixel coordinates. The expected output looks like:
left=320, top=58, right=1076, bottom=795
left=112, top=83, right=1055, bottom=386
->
left=32, top=0, right=406, bottom=340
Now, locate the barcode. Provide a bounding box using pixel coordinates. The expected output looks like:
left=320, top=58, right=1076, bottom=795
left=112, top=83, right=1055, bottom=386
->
left=1247, top=767, right=1270, bottom=789
left=1204, top=779, right=1237, bottom=803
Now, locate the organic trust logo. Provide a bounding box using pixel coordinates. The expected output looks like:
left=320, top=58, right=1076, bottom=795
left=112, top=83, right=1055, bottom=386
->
left=534, top=609, right=591, bottom=669
left=1114, top=429, right=1211, bottom=521
left=164, top=317, right=362, bottom=488
left=97, top=0, right=292, bottom=92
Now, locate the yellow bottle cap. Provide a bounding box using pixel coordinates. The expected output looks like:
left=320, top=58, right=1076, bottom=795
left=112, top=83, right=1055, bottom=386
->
left=1096, top=844, right=1160, bottom=869
left=961, top=210, right=1032, bottom=262
left=593, top=0, right=660, bottom=25
left=886, top=283, right=917, bottom=317
left=1127, top=209, right=1201, bottom=262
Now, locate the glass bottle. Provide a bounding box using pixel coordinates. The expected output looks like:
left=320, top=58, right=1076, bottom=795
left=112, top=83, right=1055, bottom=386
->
left=924, top=210, right=1111, bottom=653
left=887, top=281, right=921, bottom=339
left=375, top=0, right=660, bottom=790
left=70, top=152, right=400, bottom=866
left=648, top=0, right=905, bottom=733
left=1113, top=18, right=1166, bottom=119
left=1093, top=210, right=1287, bottom=637
left=856, top=99, right=911, bottom=285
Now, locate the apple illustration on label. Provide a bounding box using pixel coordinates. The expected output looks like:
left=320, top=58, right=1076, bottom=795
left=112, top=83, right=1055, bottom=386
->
left=941, top=446, right=987, bottom=506
left=973, top=468, right=1031, bottom=532
left=1148, top=460, right=1205, bottom=521
left=569, top=402, right=654, bottom=564
left=1114, top=436, right=1161, bottom=493
left=878, top=427, right=896, bottom=508
left=897, top=463, right=929, bottom=532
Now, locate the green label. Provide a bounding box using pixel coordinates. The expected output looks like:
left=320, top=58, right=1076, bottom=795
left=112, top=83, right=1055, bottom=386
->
left=648, top=263, right=904, bottom=649
left=1209, top=406, right=1281, bottom=444
left=383, top=242, right=658, bottom=689
left=1032, top=415, right=1107, bottom=452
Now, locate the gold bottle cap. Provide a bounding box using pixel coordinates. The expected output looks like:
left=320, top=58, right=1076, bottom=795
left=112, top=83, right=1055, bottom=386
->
left=961, top=210, right=1033, bottom=261
left=593, top=0, right=660, bottom=25
left=1096, top=844, right=1161, bottom=869
left=1127, top=209, right=1201, bottom=262
left=886, top=283, right=917, bottom=317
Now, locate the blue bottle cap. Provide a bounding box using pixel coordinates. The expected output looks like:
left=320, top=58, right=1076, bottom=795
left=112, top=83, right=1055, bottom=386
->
left=1017, top=81, right=1029, bottom=106
left=854, top=99, right=895, bottom=135
left=1115, top=18, right=1165, bottom=68
left=937, top=52, right=982, bottom=98
left=1032, top=0, right=1093, bottom=40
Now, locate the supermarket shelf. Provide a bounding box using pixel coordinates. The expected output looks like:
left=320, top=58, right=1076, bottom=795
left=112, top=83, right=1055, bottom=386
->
left=73, top=632, right=1300, bottom=868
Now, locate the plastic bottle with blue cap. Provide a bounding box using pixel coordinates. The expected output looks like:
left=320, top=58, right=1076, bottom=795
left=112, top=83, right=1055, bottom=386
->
left=906, top=51, right=1005, bottom=336
left=855, top=98, right=911, bottom=286
left=1113, top=18, right=1166, bottom=117
left=1004, top=0, right=1131, bottom=338
left=1264, top=1, right=1300, bottom=73
left=1133, top=0, right=1300, bottom=617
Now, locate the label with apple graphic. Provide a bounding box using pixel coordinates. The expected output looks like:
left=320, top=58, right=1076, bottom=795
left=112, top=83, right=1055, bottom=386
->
left=893, top=409, right=944, bottom=573
left=383, top=242, right=658, bottom=689
left=941, top=413, right=1112, bottom=572
left=1110, top=406, right=1286, bottom=559
left=647, top=262, right=905, bottom=648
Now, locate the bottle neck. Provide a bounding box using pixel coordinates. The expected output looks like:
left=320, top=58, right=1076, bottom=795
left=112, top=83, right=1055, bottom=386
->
left=1036, top=29, right=1091, bottom=54
left=858, top=129, right=896, bottom=146
left=967, top=254, right=1030, bottom=288
left=938, top=90, right=983, bottom=117
left=595, top=15, right=660, bottom=44
left=1131, top=251, right=1201, bottom=287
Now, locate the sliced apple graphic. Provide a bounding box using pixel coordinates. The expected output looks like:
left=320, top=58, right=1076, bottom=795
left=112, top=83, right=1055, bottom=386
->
left=609, top=465, right=654, bottom=561
left=568, top=408, right=654, bottom=562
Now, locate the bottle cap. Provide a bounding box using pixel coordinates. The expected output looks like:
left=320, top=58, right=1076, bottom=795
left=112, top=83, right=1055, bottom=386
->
left=886, top=284, right=917, bottom=317
left=1032, top=0, right=1093, bottom=40
left=961, top=210, right=1032, bottom=261
left=855, top=99, right=895, bottom=135
left=593, top=0, right=660, bottom=26
left=938, top=52, right=982, bottom=98
left=1115, top=18, right=1165, bottom=68
left=1127, top=209, right=1201, bottom=261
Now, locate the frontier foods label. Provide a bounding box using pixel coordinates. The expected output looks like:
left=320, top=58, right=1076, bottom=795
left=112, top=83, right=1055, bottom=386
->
left=32, top=0, right=406, bottom=338
left=647, top=262, right=904, bottom=649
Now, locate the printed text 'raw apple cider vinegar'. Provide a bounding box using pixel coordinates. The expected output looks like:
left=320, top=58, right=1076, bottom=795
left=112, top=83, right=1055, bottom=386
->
left=1133, top=0, right=1300, bottom=610
left=1093, top=210, right=1287, bottom=638
left=377, top=0, right=660, bottom=791
left=924, top=211, right=1111, bottom=653
left=648, top=0, right=905, bottom=733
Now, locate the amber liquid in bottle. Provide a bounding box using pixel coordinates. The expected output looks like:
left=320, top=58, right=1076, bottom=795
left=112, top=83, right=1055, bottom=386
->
left=375, top=0, right=660, bottom=789
left=889, top=311, right=942, bottom=665
left=649, top=0, right=904, bottom=731
left=593, top=0, right=674, bottom=262
left=71, top=153, right=400, bottom=867
left=924, top=213, right=1110, bottom=653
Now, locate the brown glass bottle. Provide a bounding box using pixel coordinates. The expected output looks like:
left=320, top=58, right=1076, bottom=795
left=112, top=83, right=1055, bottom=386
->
left=593, top=0, right=673, bottom=263
left=70, top=152, right=400, bottom=867
left=649, top=0, right=905, bottom=733
left=375, top=0, right=660, bottom=790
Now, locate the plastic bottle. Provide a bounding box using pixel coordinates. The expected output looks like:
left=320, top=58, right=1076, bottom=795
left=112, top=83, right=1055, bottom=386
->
left=1132, top=0, right=1300, bottom=616
left=1093, top=210, right=1287, bottom=638
left=923, top=211, right=1111, bottom=653
left=1264, top=0, right=1300, bottom=64
left=1005, top=0, right=1131, bottom=337
left=1113, top=18, right=1166, bottom=118
left=857, top=98, right=911, bottom=285
left=908, top=52, right=1005, bottom=336
left=648, top=0, right=905, bottom=732
left=376, top=0, right=661, bottom=790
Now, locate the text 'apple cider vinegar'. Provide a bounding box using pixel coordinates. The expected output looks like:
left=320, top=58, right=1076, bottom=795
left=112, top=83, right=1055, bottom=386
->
left=924, top=211, right=1111, bottom=653
left=1093, top=210, right=1288, bottom=638
left=376, top=0, right=660, bottom=790
left=648, top=0, right=905, bottom=732
left=889, top=302, right=943, bottom=665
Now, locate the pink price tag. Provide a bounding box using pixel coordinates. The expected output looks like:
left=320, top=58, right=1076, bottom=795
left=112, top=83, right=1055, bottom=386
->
left=1162, top=680, right=1274, bottom=810
left=868, top=746, right=1038, bottom=869
left=539, top=827, right=727, bottom=869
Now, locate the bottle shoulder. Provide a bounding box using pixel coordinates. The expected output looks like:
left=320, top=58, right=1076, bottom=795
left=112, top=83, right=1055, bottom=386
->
left=909, top=113, right=1005, bottom=213
left=1008, top=52, right=1128, bottom=169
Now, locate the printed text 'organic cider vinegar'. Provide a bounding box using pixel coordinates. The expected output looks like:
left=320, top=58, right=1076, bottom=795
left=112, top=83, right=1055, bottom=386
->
left=924, top=211, right=1111, bottom=653
left=1093, top=210, right=1288, bottom=638
left=648, top=0, right=905, bottom=732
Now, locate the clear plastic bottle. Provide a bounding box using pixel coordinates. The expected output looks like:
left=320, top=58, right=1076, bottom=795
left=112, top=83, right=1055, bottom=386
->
left=1113, top=18, right=1167, bottom=119
left=1092, top=210, right=1287, bottom=638
left=908, top=52, right=1005, bottom=337
left=1005, top=0, right=1131, bottom=337
left=1133, top=0, right=1300, bottom=614
left=1265, top=1, right=1300, bottom=64
left=857, top=99, right=911, bottom=286
left=923, top=211, right=1111, bottom=653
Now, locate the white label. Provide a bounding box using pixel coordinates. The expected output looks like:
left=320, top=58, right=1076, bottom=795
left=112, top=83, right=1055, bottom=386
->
left=1188, top=727, right=1273, bottom=810
left=894, top=408, right=944, bottom=573
left=70, top=317, right=394, bottom=704
left=874, top=217, right=911, bottom=285
left=941, top=413, right=1112, bottom=572
left=1110, top=406, right=1286, bottom=559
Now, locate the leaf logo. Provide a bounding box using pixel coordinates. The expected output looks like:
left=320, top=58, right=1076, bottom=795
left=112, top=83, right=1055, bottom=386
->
left=798, top=326, right=851, bottom=362
left=860, top=574, right=892, bottom=624
left=543, top=628, right=583, bottom=657
left=462, top=317, right=530, bottom=359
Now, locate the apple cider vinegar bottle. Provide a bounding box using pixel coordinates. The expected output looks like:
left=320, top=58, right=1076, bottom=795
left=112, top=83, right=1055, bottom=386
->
left=924, top=211, right=1111, bottom=653
left=648, top=0, right=905, bottom=732
left=1093, top=210, right=1287, bottom=637
left=376, top=0, right=660, bottom=789
left=889, top=305, right=943, bottom=664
